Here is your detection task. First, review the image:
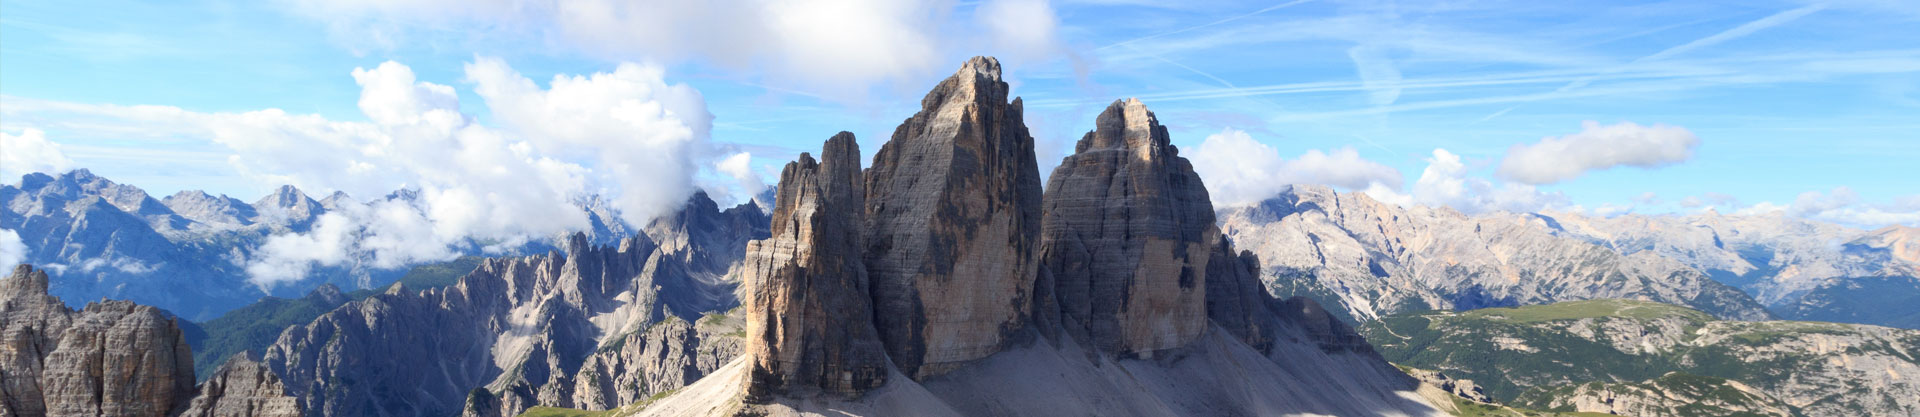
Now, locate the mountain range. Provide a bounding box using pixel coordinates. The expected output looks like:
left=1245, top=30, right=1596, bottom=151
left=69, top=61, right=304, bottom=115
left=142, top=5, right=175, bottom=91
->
left=1, top=169, right=639, bottom=320
left=1220, top=184, right=1920, bottom=329
left=3, top=55, right=1918, bottom=417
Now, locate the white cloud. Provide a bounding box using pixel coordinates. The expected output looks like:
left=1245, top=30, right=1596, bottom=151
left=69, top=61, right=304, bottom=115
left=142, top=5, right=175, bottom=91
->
left=464, top=57, right=711, bottom=226
left=1787, top=187, right=1920, bottom=227
left=1188, top=127, right=1403, bottom=206
left=1730, top=187, right=1920, bottom=227
left=1497, top=121, right=1700, bottom=185
left=0, top=229, right=25, bottom=269
left=1, top=129, right=75, bottom=180
left=0, top=59, right=729, bottom=289
left=1411, top=148, right=1569, bottom=214
left=281, top=0, right=1062, bottom=96
left=715, top=152, right=764, bottom=200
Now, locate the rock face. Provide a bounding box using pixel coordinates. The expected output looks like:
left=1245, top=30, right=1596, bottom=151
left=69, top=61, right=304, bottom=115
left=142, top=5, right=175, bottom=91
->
left=3, top=265, right=297, bottom=417
left=1, top=264, right=198, bottom=417
left=1218, top=185, right=1773, bottom=322
left=257, top=194, right=767, bottom=417
left=1034, top=99, right=1214, bottom=357
left=741, top=133, right=890, bottom=400
left=862, top=56, right=1044, bottom=379
left=178, top=353, right=303, bottom=417
left=618, top=58, right=1440, bottom=417
left=1200, top=236, right=1279, bottom=353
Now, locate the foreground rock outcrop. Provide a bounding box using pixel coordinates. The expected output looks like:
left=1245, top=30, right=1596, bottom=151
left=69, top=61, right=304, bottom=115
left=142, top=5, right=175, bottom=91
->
left=862, top=56, right=1046, bottom=379
left=1, top=265, right=301, bottom=417
left=740, top=133, right=890, bottom=401
left=1034, top=99, right=1214, bottom=357
left=1, top=265, right=197, bottom=417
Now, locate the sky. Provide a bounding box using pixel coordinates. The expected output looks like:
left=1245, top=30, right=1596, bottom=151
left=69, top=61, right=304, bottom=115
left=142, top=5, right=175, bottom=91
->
left=3, top=0, right=1918, bottom=236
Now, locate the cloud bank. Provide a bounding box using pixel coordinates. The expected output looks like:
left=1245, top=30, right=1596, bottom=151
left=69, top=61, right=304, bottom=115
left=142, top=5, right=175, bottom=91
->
left=4, top=59, right=733, bottom=288
left=1188, top=128, right=1403, bottom=206
left=1, top=129, right=75, bottom=180
left=1498, top=121, right=1700, bottom=185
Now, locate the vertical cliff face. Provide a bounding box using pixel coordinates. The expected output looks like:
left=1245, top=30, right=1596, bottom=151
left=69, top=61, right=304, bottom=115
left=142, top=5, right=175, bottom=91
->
left=741, top=133, right=890, bottom=401
left=1201, top=236, right=1278, bottom=354
left=862, top=56, right=1045, bottom=379
left=1035, top=99, right=1216, bottom=357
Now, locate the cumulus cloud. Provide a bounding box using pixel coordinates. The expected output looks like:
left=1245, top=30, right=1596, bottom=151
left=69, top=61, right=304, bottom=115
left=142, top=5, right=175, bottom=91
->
left=0, top=229, right=25, bottom=269
left=1188, top=128, right=1403, bottom=206
left=6, top=59, right=729, bottom=288
left=282, top=0, right=1062, bottom=96
left=1409, top=149, right=1569, bottom=214
left=715, top=152, right=764, bottom=199
left=1, top=129, right=75, bottom=180
left=1498, top=121, right=1700, bottom=185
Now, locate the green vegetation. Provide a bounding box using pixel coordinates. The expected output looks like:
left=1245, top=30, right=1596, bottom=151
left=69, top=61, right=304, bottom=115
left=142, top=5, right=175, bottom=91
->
left=1359, top=298, right=1912, bottom=416
left=1459, top=299, right=1713, bottom=324
left=190, top=292, right=350, bottom=380
left=188, top=256, right=485, bottom=380
left=349, top=256, right=487, bottom=297
left=1444, top=395, right=1615, bottom=417
left=516, top=407, right=619, bottom=417
left=1513, top=373, right=1796, bottom=417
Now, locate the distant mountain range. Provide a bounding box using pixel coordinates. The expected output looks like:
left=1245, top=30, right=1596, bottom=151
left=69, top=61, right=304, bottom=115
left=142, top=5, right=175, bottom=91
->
left=1, top=169, right=646, bottom=320
left=1220, top=184, right=1920, bottom=329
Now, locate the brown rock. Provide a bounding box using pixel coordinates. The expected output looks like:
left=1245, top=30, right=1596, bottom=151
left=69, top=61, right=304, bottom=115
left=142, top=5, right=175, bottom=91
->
left=1034, top=98, right=1215, bottom=357
left=740, top=133, right=890, bottom=401
left=1, top=264, right=197, bottom=417
left=862, top=56, right=1044, bottom=379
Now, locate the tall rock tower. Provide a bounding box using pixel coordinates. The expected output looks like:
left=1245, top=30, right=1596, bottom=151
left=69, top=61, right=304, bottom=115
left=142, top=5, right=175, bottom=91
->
left=740, top=133, right=891, bottom=401
left=862, top=56, right=1045, bottom=379
left=1034, top=98, right=1217, bottom=357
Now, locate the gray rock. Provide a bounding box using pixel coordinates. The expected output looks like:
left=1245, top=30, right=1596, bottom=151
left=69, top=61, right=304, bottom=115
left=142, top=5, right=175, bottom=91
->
left=1034, top=98, right=1213, bottom=357
left=178, top=352, right=303, bottom=417
left=258, top=194, right=767, bottom=417
left=1217, top=185, right=1774, bottom=322
left=862, top=56, right=1044, bottom=380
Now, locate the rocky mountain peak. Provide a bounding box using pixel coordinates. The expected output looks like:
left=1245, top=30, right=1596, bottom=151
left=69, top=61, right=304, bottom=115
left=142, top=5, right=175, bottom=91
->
left=163, top=189, right=259, bottom=228
left=2, top=264, right=55, bottom=304
left=254, top=185, right=315, bottom=209
left=1077, top=98, right=1172, bottom=156
left=1036, top=98, right=1216, bottom=357
left=863, top=56, right=1044, bottom=379
left=741, top=132, right=889, bottom=402
left=958, top=55, right=1002, bottom=81
left=17, top=171, right=57, bottom=190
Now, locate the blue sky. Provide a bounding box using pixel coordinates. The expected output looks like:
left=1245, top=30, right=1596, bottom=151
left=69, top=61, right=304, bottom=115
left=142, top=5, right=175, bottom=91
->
left=3, top=0, right=1917, bottom=228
